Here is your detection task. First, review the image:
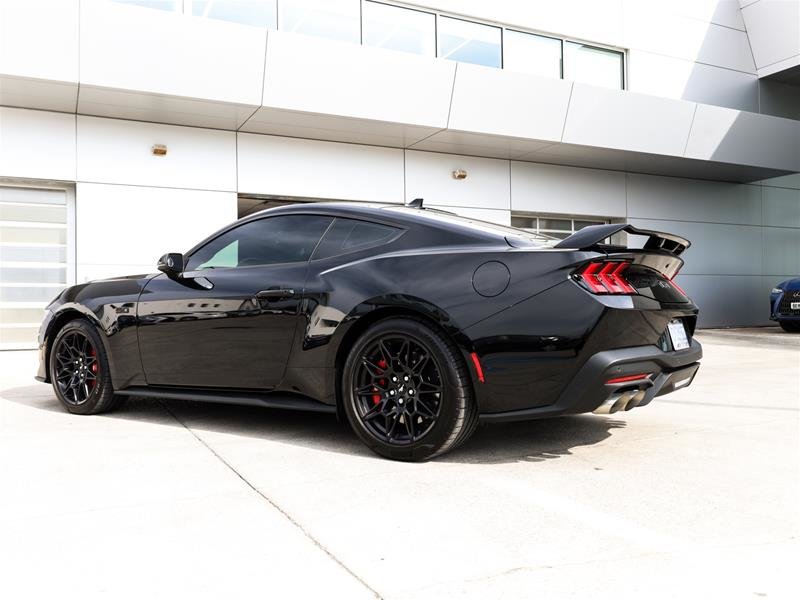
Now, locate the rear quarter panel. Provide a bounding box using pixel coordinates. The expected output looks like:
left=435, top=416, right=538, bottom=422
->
left=284, top=245, right=594, bottom=402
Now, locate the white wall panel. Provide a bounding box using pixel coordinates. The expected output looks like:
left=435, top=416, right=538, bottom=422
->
left=510, top=162, right=626, bottom=218
left=623, top=2, right=756, bottom=73
left=763, top=227, right=800, bottom=275
left=79, top=0, right=265, bottom=105
left=563, top=85, right=697, bottom=157
left=660, top=0, right=746, bottom=30
left=741, top=0, right=800, bottom=70
left=447, top=64, right=572, bottom=141
left=627, top=218, right=763, bottom=275
left=0, top=108, right=76, bottom=181
left=758, top=174, right=800, bottom=190
left=76, top=116, right=236, bottom=191
left=677, top=275, right=766, bottom=327
left=237, top=134, right=404, bottom=203
left=428, top=205, right=511, bottom=226
left=404, top=151, right=510, bottom=210
left=75, top=183, right=236, bottom=282
left=626, top=174, right=762, bottom=225
left=684, top=105, right=800, bottom=172
left=0, top=76, right=77, bottom=113
left=0, top=0, right=78, bottom=82
left=627, top=51, right=758, bottom=112
left=262, top=31, right=454, bottom=128
left=763, top=186, right=800, bottom=228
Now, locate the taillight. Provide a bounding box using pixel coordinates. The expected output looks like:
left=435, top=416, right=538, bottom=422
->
left=575, top=261, right=637, bottom=295
left=669, top=269, right=687, bottom=296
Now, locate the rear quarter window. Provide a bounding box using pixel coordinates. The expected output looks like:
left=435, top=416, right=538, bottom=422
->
left=312, top=218, right=402, bottom=260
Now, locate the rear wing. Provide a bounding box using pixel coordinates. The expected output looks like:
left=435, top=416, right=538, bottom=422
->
left=553, top=224, right=690, bottom=257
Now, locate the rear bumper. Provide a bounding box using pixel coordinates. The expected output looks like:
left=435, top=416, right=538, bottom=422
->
left=479, top=339, right=702, bottom=423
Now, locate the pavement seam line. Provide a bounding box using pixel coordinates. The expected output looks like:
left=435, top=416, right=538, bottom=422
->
left=158, top=401, right=383, bottom=600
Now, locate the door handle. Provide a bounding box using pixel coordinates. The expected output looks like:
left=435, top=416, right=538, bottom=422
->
left=256, top=288, right=295, bottom=299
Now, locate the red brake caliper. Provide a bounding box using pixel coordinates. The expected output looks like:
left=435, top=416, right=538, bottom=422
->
left=372, top=358, right=388, bottom=404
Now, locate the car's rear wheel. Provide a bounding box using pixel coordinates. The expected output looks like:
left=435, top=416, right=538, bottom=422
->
left=342, top=317, right=477, bottom=461
left=50, top=319, right=123, bottom=415
left=779, top=320, right=800, bottom=333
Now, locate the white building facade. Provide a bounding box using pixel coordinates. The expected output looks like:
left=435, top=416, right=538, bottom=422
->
left=1, top=0, right=799, bottom=348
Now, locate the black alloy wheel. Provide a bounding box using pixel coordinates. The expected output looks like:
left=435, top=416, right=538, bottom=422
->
left=54, top=330, right=100, bottom=405
left=353, top=334, right=443, bottom=445
left=342, top=317, right=478, bottom=461
left=50, top=319, right=123, bottom=415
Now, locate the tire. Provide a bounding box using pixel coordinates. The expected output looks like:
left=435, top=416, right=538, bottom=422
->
left=49, top=319, right=124, bottom=415
left=779, top=320, right=800, bottom=333
left=341, top=317, right=478, bottom=461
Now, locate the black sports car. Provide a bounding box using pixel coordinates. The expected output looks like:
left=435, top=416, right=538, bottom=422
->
left=36, top=201, right=702, bottom=460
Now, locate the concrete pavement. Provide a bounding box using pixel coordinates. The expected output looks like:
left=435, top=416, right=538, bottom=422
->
left=1, top=328, right=798, bottom=599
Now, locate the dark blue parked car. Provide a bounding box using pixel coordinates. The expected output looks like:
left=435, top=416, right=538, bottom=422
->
left=770, top=279, right=800, bottom=332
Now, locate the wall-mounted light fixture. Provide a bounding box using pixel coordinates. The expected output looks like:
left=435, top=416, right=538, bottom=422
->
left=151, top=144, right=167, bottom=156
left=452, top=169, right=467, bottom=180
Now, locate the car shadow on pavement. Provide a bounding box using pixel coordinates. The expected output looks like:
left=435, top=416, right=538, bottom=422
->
left=3, top=384, right=626, bottom=465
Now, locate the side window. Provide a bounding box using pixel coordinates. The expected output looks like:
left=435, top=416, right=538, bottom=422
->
left=313, top=218, right=401, bottom=260
left=185, top=215, right=332, bottom=271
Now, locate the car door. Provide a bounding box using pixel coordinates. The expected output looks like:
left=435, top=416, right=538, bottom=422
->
left=136, top=214, right=333, bottom=390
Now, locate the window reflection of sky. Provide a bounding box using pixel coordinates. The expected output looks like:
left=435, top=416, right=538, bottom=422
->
left=362, top=1, right=435, bottom=57
left=438, top=16, right=502, bottom=68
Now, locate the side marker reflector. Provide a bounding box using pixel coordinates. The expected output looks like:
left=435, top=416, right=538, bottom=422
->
left=470, top=352, right=485, bottom=383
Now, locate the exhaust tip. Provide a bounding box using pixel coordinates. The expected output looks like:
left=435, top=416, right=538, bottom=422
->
left=593, top=390, right=647, bottom=414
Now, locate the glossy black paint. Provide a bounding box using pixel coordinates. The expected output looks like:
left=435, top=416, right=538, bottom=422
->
left=37, top=202, right=701, bottom=419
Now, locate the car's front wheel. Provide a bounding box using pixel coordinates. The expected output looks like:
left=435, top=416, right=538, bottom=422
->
left=779, top=320, right=800, bottom=333
left=342, top=317, right=478, bottom=461
left=50, top=319, right=123, bottom=415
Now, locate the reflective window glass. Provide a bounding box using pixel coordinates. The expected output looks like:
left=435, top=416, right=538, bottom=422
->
left=563, top=42, right=624, bottom=89
left=362, top=1, right=435, bottom=56
left=438, top=16, right=501, bottom=68
left=110, top=0, right=182, bottom=11
left=278, top=0, right=360, bottom=43
left=313, top=218, right=401, bottom=259
left=503, top=30, right=561, bottom=78
left=188, top=0, right=277, bottom=27
left=186, top=215, right=333, bottom=270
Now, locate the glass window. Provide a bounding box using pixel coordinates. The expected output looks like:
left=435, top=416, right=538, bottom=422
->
left=503, top=30, right=561, bottom=79
left=563, top=42, right=624, bottom=89
left=110, top=0, right=182, bottom=11
left=362, top=1, right=435, bottom=57
left=278, top=0, right=360, bottom=43
left=511, top=214, right=611, bottom=246
left=313, top=218, right=401, bottom=260
left=438, top=16, right=501, bottom=68
left=186, top=215, right=333, bottom=270
left=187, top=0, right=277, bottom=28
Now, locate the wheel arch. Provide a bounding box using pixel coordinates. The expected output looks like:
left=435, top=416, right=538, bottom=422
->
left=42, top=306, right=107, bottom=383
left=330, top=299, right=477, bottom=420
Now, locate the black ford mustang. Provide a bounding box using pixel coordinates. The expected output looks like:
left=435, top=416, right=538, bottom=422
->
left=36, top=201, right=702, bottom=460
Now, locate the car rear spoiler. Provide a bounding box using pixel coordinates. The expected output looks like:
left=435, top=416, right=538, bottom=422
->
left=553, top=224, right=690, bottom=256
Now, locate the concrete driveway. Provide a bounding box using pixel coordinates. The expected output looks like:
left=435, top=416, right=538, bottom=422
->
left=1, top=329, right=798, bottom=599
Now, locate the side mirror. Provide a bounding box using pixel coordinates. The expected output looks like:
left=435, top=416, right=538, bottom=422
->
left=157, top=253, right=185, bottom=277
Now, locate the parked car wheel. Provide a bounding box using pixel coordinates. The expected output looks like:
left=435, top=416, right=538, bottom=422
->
left=779, top=320, right=800, bottom=333
left=50, top=319, right=124, bottom=415
left=342, top=317, right=478, bottom=461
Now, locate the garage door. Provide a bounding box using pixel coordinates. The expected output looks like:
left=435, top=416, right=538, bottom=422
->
left=0, top=187, right=71, bottom=350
